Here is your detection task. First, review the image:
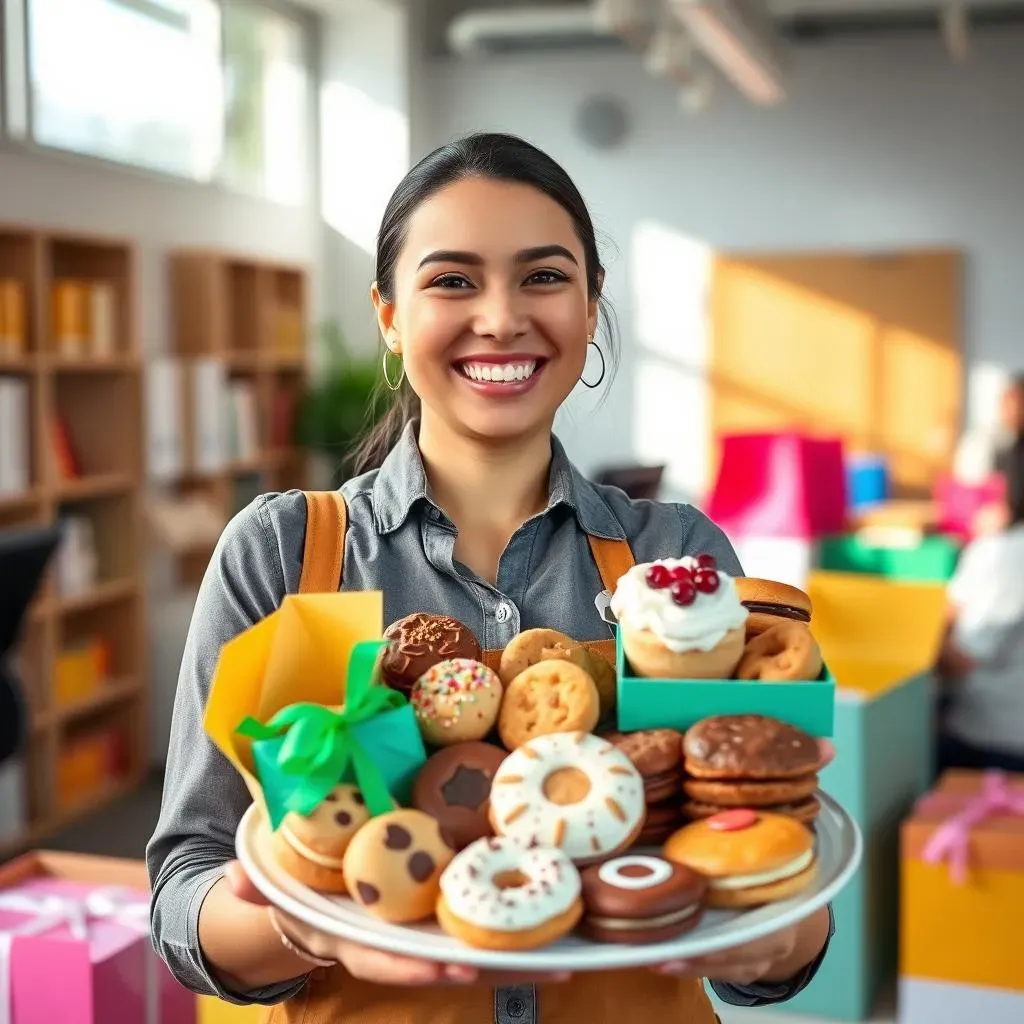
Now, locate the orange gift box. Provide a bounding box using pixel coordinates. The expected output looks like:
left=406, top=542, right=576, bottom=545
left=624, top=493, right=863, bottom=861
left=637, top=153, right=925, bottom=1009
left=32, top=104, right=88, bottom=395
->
left=900, top=769, right=1024, bottom=993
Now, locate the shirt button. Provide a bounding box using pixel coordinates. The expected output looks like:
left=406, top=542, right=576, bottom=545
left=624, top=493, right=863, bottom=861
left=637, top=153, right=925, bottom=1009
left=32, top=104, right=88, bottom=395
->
left=495, top=602, right=512, bottom=623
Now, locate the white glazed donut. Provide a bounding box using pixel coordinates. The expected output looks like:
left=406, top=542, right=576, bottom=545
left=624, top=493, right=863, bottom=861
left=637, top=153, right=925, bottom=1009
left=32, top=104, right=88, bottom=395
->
left=489, top=732, right=645, bottom=863
left=439, top=835, right=581, bottom=934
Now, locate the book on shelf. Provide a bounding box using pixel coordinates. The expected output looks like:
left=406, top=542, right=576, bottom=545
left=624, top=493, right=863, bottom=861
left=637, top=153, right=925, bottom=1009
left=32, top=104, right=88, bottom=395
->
left=55, top=515, right=99, bottom=598
left=0, top=279, right=26, bottom=358
left=226, top=380, right=259, bottom=463
left=49, top=414, right=81, bottom=481
left=146, top=357, right=183, bottom=482
left=51, top=279, right=118, bottom=358
left=0, top=377, right=30, bottom=496
left=192, top=357, right=227, bottom=473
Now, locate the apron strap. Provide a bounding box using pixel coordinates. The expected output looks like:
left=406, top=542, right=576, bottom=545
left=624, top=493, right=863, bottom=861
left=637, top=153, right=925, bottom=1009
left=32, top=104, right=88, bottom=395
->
left=586, top=535, right=635, bottom=594
left=299, top=491, right=348, bottom=594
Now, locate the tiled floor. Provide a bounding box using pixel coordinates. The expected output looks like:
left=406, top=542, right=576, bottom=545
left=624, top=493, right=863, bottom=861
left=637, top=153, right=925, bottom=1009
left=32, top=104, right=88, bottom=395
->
left=41, top=776, right=899, bottom=1024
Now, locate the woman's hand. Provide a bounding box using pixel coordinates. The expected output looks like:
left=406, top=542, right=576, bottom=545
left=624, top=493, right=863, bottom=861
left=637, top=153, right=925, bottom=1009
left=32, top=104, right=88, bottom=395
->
left=225, top=861, right=572, bottom=989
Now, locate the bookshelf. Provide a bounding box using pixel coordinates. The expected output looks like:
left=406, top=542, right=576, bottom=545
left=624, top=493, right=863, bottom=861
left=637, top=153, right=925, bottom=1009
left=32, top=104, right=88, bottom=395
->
left=0, top=226, right=146, bottom=859
left=165, top=250, right=309, bottom=585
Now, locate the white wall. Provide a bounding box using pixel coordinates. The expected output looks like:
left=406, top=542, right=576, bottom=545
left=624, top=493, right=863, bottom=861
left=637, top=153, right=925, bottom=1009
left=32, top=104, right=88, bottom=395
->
left=423, top=29, right=1024, bottom=498
left=0, top=147, right=322, bottom=351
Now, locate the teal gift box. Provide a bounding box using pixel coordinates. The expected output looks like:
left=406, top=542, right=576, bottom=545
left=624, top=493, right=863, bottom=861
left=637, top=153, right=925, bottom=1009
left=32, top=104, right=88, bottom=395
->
left=249, top=703, right=427, bottom=830
left=614, top=628, right=835, bottom=737
left=819, top=534, right=960, bottom=583
left=236, top=637, right=428, bottom=830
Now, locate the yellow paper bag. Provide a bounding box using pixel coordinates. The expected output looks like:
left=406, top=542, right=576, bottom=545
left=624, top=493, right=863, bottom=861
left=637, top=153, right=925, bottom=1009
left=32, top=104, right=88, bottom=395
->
left=203, top=591, right=384, bottom=804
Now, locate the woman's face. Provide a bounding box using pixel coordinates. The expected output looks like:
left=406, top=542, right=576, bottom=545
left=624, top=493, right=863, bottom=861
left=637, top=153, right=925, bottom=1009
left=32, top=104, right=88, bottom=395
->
left=374, top=176, right=599, bottom=444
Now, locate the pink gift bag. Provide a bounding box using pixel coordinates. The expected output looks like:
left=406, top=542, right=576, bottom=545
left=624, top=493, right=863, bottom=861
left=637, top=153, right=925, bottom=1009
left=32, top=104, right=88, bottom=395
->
left=707, top=432, right=848, bottom=540
left=934, top=473, right=1006, bottom=540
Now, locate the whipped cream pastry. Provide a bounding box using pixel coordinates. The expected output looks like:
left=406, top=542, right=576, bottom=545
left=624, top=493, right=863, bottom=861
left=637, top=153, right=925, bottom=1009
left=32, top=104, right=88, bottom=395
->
left=611, top=557, right=749, bottom=653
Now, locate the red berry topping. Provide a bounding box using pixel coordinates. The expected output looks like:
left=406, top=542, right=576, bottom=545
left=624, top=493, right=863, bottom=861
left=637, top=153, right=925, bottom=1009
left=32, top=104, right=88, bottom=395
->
left=696, top=553, right=717, bottom=570
left=670, top=564, right=693, bottom=583
left=670, top=580, right=696, bottom=606
left=707, top=809, right=759, bottom=832
left=694, top=569, right=720, bottom=594
left=645, top=564, right=672, bottom=589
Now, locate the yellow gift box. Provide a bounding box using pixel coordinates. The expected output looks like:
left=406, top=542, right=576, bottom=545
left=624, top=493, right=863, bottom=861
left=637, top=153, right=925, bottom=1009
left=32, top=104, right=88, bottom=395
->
left=900, top=770, right=1024, bottom=993
left=197, top=996, right=263, bottom=1023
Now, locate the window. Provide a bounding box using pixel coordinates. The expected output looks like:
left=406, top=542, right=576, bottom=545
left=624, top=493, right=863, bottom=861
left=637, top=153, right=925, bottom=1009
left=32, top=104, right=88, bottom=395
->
left=27, top=0, right=224, bottom=180
left=222, top=1, right=310, bottom=205
left=2, top=0, right=312, bottom=204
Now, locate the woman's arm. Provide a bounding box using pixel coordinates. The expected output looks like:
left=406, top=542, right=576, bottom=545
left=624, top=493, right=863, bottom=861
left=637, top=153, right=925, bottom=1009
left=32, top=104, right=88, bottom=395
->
left=147, top=496, right=311, bottom=1003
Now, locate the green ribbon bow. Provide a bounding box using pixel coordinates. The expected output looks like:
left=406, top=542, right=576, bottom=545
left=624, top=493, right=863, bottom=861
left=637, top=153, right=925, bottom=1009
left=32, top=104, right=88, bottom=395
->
left=237, top=639, right=402, bottom=820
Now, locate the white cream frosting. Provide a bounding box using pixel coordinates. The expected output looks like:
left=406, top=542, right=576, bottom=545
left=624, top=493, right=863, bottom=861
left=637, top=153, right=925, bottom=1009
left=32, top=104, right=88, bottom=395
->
left=709, top=849, right=815, bottom=891
left=439, top=835, right=581, bottom=932
left=610, top=557, right=749, bottom=653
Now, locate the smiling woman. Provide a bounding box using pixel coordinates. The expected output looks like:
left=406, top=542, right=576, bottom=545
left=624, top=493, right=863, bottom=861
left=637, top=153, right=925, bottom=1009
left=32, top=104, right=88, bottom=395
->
left=148, top=131, right=834, bottom=1024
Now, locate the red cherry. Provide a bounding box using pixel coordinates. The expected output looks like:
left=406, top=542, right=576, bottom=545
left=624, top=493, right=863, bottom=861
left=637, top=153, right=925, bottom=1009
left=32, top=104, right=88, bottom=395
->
left=645, top=564, right=672, bottom=589
left=696, top=554, right=717, bottom=570
left=707, top=809, right=759, bottom=832
left=670, top=564, right=693, bottom=583
left=670, top=580, right=696, bottom=606
left=694, top=569, right=720, bottom=594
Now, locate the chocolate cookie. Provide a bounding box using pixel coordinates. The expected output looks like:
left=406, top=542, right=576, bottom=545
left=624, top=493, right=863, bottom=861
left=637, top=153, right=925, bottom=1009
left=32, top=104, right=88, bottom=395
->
left=412, top=742, right=508, bottom=850
left=579, top=855, right=706, bottom=943
left=602, top=729, right=684, bottom=777
left=683, top=715, right=820, bottom=780
left=381, top=613, right=481, bottom=695
left=683, top=774, right=820, bottom=808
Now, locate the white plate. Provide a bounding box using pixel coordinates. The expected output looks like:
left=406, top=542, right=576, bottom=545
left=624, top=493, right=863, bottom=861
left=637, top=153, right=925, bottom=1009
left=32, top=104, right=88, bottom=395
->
left=236, top=791, right=862, bottom=972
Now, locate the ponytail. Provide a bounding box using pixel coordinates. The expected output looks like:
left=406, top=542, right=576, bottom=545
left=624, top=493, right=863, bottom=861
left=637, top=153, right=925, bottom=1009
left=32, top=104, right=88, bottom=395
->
left=348, top=365, right=419, bottom=477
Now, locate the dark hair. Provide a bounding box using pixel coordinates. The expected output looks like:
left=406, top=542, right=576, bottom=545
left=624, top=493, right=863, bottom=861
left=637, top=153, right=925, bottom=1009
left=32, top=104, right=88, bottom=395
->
left=350, top=132, right=618, bottom=476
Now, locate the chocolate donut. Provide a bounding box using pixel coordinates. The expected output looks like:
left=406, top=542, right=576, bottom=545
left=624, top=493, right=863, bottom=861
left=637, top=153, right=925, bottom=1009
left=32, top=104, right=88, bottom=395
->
left=579, top=855, right=707, bottom=944
left=381, top=613, right=481, bottom=695
left=412, top=742, right=508, bottom=850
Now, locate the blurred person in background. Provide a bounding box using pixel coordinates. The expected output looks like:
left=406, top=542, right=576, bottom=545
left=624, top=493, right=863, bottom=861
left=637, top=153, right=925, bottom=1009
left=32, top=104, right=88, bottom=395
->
left=936, top=449, right=1024, bottom=773
left=954, top=374, right=1024, bottom=502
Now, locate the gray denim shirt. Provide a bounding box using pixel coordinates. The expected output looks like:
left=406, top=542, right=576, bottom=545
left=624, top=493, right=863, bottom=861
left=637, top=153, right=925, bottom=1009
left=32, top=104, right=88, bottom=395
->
left=146, top=422, right=833, bottom=1017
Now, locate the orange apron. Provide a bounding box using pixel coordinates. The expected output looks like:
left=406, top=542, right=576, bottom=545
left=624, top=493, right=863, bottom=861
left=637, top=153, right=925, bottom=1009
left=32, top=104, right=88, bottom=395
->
left=261, top=493, right=717, bottom=1024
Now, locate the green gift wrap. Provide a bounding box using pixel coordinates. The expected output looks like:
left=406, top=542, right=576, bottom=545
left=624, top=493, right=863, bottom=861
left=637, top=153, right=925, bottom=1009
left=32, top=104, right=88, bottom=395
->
left=236, top=639, right=427, bottom=829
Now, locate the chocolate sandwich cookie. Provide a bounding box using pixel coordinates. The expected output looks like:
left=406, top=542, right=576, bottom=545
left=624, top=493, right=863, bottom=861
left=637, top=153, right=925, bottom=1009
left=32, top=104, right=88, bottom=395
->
left=412, top=741, right=507, bottom=850
left=682, top=774, right=820, bottom=808
left=637, top=803, right=684, bottom=846
left=734, top=579, right=812, bottom=637
left=602, top=729, right=684, bottom=803
left=579, top=854, right=707, bottom=944
left=683, top=715, right=820, bottom=780
left=381, top=613, right=481, bottom=695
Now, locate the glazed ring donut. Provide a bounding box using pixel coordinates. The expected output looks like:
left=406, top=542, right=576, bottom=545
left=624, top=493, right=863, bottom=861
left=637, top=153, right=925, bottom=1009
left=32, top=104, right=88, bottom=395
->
left=436, top=835, right=582, bottom=950
left=488, top=732, right=645, bottom=864
left=736, top=621, right=823, bottom=682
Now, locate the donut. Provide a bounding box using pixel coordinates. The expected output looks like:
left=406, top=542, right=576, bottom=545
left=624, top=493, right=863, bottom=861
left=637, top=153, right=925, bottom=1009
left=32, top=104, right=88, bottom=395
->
left=412, top=742, right=507, bottom=850
left=736, top=621, right=823, bottom=681
left=497, top=661, right=600, bottom=750
left=341, top=809, right=455, bottom=923
left=489, top=732, right=645, bottom=864
left=437, top=835, right=582, bottom=950
left=410, top=659, right=503, bottom=746
left=270, top=783, right=369, bottom=893
left=381, top=614, right=481, bottom=695
left=579, top=855, right=707, bottom=944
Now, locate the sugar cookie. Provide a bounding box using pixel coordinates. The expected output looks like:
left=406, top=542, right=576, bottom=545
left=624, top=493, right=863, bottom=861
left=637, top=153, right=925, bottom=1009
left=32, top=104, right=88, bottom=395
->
left=410, top=659, right=503, bottom=746
left=497, top=660, right=599, bottom=750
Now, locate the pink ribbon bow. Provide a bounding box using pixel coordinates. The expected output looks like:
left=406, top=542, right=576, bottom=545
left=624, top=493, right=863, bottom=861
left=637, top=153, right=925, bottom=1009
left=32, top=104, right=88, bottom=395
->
left=921, top=770, right=1024, bottom=884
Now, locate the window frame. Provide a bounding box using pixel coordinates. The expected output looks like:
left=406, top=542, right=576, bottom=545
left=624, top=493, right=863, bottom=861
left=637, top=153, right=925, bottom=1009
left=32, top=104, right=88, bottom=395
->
left=0, top=0, right=319, bottom=207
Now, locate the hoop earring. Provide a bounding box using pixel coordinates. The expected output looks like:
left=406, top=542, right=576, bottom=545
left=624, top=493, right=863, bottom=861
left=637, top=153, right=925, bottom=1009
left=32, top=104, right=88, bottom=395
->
left=580, top=340, right=606, bottom=390
left=382, top=349, right=405, bottom=391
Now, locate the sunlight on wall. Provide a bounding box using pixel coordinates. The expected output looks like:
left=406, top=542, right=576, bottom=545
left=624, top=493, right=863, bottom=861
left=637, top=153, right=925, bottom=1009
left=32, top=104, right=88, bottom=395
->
left=630, top=220, right=714, bottom=501
left=321, top=80, right=408, bottom=255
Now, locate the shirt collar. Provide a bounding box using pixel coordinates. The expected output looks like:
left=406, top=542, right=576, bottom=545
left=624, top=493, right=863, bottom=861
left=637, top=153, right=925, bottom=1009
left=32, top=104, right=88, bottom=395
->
left=371, top=421, right=626, bottom=540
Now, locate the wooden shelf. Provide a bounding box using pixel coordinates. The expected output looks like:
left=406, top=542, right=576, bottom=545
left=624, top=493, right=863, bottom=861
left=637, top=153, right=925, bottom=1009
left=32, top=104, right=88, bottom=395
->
left=0, top=224, right=147, bottom=859
left=168, top=249, right=310, bottom=586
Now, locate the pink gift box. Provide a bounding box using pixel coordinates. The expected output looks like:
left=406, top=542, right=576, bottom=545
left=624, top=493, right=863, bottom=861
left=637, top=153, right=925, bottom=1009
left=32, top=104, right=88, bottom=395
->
left=707, top=432, right=848, bottom=540
left=0, top=851, right=195, bottom=1024
left=934, top=473, right=1006, bottom=540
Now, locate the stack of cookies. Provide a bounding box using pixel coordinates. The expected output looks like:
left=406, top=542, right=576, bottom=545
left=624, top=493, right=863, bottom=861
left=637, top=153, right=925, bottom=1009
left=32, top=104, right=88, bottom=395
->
left=681, top=715, right=822, bottom=826
left=602, top=728, right=686, bottom=844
